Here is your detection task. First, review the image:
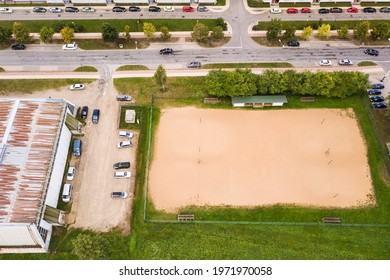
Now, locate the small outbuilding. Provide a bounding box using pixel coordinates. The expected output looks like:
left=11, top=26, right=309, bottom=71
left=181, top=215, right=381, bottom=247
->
left=231, top=96, right=287, bottom=108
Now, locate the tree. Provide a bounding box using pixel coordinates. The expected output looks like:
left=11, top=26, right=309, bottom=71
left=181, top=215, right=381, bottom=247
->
left=60, top=26, right=74, bottom=44
left=101, top=22, right=118, bottom=42
left=13, top=22, right=32, bottom=44
left=215, top=17, right=227, bottom=30
left=191, top=22, right=209, bottom=42
left=143, top=22, right=156, bottom=40
left=371, top=22, right=390, bottom=40
left=160, top=26, right=171, bottom=41
left=266, top=19, right=282, bottom=41
left=0, top=26, right=12, bottom=45
left=300, top=26, right=313, bottom=40
left=283, top=25, right=296, bottom=41
left=154, top=64, right=167, bottom=91
left=317, top=24, right=331, bottom=39
left=39, top=26, right=54, bottom=43
left=124, top=25, right=131, bottom=42
left=337, top=25, right=349, bottom=40
left=354, top=20, right=370, bottom=41
left=72, top=234, right=109, bottom=260
left=210, top=26, right=224, bottom=40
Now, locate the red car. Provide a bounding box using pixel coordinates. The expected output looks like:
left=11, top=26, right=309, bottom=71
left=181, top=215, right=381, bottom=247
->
left=347, top=7, right=358, bottom=13
left=301, top=8, right=312, bottom=13
left=286, top=8, right=299, bottom=14
left=182, top=6, right=195, bottom=12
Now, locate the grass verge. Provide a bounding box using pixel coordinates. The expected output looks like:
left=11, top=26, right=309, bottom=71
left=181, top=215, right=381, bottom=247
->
left=116, top=65, right=149, bottom=71
left=0, top=67, right=5, bottom=72
left=358, top=61, right=378, bottom=67
left=202, top=62, right=293, bottom=69
left=74, top=66, right=98, bottom=72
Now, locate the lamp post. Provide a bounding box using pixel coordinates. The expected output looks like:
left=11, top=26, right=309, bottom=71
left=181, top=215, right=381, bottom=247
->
left=278, top=39, right=284, bottom=47
left=135, top=41, right=138, bottom=50
left=380, top=70, right=390, bottom=82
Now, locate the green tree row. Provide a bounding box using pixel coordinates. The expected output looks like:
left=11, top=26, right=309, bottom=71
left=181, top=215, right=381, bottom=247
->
left=205, top=69, right=368, bottom=98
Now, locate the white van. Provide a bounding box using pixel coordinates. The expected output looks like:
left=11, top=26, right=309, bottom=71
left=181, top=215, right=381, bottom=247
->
left=114, top=171, right=131, bottom=178
left=62, top=184, right=73, bottom=203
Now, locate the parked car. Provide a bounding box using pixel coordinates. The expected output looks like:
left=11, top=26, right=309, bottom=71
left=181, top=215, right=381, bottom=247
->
left=62, top=43, right=78, bottom=50
left=368, top=89, right=382, bottom=95
left=114, top=172, right=131, bottom=178
left=112, top=6, right=126, bottom=12
left=347, top=7, right=358, bottom=13
left=164, top=6, right=175, bottom=12
left=187, top=61, right=202, bottom=68
left=380, top=7, right=390, bottom=13
left=73, top=139, right=82, bottom=156
left=118, top=141, right=132, bottom=148
left=364, top=48, right=379, bottom=56
left=62, top=184, right=73, bottom=203
left=116, top=95, right=132, bottom=101
left=111, top=191, right=128, bottom=198
left=11, top=44, right=26, bottom=50
left=363, top=7, right=376, bottom=13
left=286, top=8, right=299, bottom=14
left=369, top=96, right=385, bottom=102
left=372, top=102, right=387, bottom=109
left=330, top=7, right=343, bottom=13
left=319, top=59, right=332, bottom=66
left=92, top=109, right=100, bottom=124
left=148, top=6, right=161, bottom=12
left=318, top=8, right=330, bottom=14
left=301, top=8, right=312, bottom=13
left=338, top=59, right=353, bottom=65
left=287, top=41, right=300, bottom=47
left=69, top=84, right=85, bottom=90
left=33, top=7, right=47, bottom=13
left=183, top=6, right=195, bottom=12
left=113, top=162, right=131, bottom=170
left=129, top=6, right=141, bottom=12
left=119, top=131, right=133, bottom=138
left=371, top=83, right=385, bottom=89
left=67, top=166, right=76, bottom=181
left=197, top=6, right=209, bottom=12
left=160, top=48, right=173, bottom=55
left=270, top=8, right=282, bottom=14
left=80, top=106, right=88, bottom=119
left=0, top=8, right=13, bottom=13
left=65, top=7, right=79, bottom=13
left=49, top=7, right=62, bottom=13
left=82, top=7, right=95, bottom=13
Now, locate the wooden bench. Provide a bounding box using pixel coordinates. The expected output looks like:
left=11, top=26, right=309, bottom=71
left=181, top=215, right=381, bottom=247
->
left=177, top=214, right=195, bottom=221
left=322, top=217, right=341, bottom=223
left=300, top=97, right=316, bottom=102
left=203, top=98, right=220, bottom=104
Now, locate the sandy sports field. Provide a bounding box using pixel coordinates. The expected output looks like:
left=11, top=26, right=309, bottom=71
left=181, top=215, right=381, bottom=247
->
left=149, top=107, right=375, bottom=212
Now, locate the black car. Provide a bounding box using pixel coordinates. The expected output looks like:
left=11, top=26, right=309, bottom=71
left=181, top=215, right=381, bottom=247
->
left=371, top=83, right=385, bottom=89
left=80, top=106, right=88, bottom=119
left=380, top=7, right=390, bottom=13
left=160, top=48, right=173, bottom=55
left=368, top=89, right=382, bottom=95
left=92, top=109, right=100, bottom=124
left=318, top=8, right=329, bottom=14
left=287, top=41, right=300, bottom=47
left=364, top=48, right=379, bottom=56
left=129, top=6, right=141, bottom=12
left=372, top=102, right=387, bottom=109
left=113, top=162, right=131, bottom=170
left=363, top=7, right=376, bottom=13
left=112, top=7, right=126, bottom=12
left=33, top=7, right=47, bottom=13
left=65, top=7, right=79, bottom=13
left=329, top=7, right=342, bottom=13
left=369, top=96, right=385, bottom=102
left=149, top=6, right=161, bottom=12
left=11, top=43, right=26, bottom=50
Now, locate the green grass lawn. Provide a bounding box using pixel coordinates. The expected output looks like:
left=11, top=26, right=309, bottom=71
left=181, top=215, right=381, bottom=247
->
left=116, top=65, right=149, bottom=71
left=74, top=66, right=98, bottom=72
left=203, top=62, right=293, bottom=69
left=0, top=67, right=5, bottom=72
left=358, top=61, right=378, bottom=67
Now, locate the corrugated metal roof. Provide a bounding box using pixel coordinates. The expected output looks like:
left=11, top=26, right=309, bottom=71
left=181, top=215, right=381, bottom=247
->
left=231, top=95, right=288, bottom=104
left=0, top=99, right=66, bottom=224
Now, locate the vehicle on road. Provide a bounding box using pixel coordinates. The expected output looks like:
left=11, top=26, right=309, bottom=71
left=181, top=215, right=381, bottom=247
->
left=318, top=8, right=329, bottom=14
left=372, top=102, right=387, bottom=109
left=164, top=6, right=175, bottom=12
left=371, top=84, right=385, bottom=89
left=160, top=48, right=173, bottom=55
left=65, top=7, right=79, bottom=13
left=364, top=48, right=379, bottom=56
left=286, top=8, right=299, bottom=14
left=119, top=131, right=133, bottom=138
left=183, top=6, right=195, bottom=12
left=49, top=7, right=62, bottom=13
left=62, top=184, right=73, bottom=203
left=116, top=95, right=132, bottom=101
left=80, top=106, right=88, bottom=119
left=287, top=41, right=300, bottom=47
left=33, top=7, right=47, bottom=13
left=380, top=7, right=390, bottom=13
left=129, top=6, right=141, bottom=12
left=73, top=139, right=82, bottom=156
left=11, top=44, right=26, bottom=50
left=92, top=109, right=100, bottom=124
left=363, top=7, right=376, bottom=13
left=70, top=84, right=85, bottom=90
left=149, top=6, right=161, bottom=12
left=82, top=7, right=95, bottom=13
left=369, top=96, right=385, bottom=102
left=301, top=8, right=311, bottom=13
left=111, top=191, right=128, bottom=198
left=187, top=61, right=202, bottom=68
left=67, top=166, right=76, bottom=181
left=62, top=43, right=78, bottom=50
left=112, top=7, right=126, bottom=12
left=113, top=162, right=131, bottom=170
left=330, top=7, right=342, bottom=13
left=114, top=172, right=131, bottom=178
left=319, top=59, right=332, bottom=66
left=347, top=7, right=358, bottom=13
left=368, top=89, right=382, bottom=95
left=338, top=59, right=353, bottom=65
left=0, top=8, right=13, bottom=13
left=270, top=8, right=282, bottom=14
left=197, top=6, right=209, bottom=12
left=118, top=141, right=132, bottom=148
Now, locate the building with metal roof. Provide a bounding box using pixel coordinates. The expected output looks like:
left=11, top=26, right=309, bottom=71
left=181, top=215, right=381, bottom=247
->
left=0, top=98, right=76, bottom=254
left=231, top=96, right=287, bottom=108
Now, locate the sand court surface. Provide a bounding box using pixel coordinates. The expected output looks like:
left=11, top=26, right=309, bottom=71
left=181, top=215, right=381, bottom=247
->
left=149, top=107, right=374, bottom=212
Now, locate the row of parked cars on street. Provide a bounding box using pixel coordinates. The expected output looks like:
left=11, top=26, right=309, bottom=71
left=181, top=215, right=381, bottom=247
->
left=368, top=84, right=387, bottom=109
left=271, top=7, right=390, bottom=14
left=112, top=5, right=208, bottom=13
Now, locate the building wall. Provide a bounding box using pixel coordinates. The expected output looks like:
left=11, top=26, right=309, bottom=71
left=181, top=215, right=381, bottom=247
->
left=0, top=224, right=44, bottom=247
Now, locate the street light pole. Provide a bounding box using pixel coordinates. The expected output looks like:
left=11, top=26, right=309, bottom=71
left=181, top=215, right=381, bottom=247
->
left=380, top=70, right=390, bottom=82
